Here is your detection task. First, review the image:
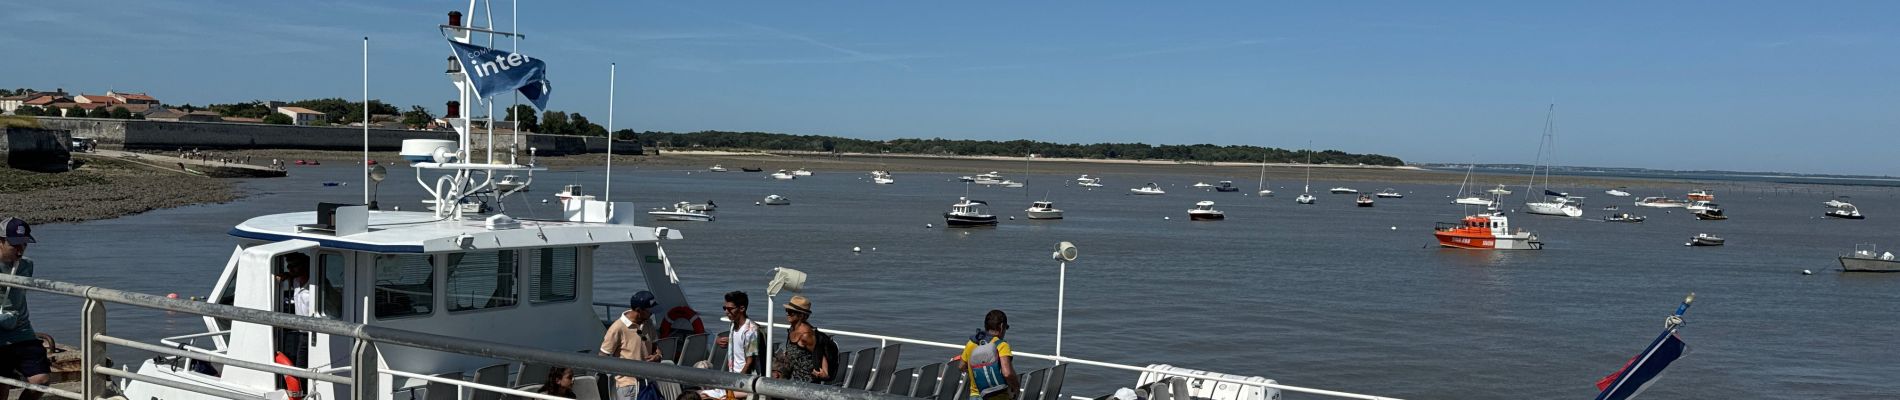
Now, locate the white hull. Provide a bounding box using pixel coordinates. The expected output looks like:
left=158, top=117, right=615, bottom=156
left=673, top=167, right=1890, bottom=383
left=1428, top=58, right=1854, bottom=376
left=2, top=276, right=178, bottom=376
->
left=1258, top=190, right=1273, bottom=196
left=1605, top=190, right=1630, bottom=197
left=1329, top=188, right=1358, bottom=194
left=1080, top=182, right=1104, bottom=187
left=771, top=173, right=796, bottom=180
left=763, top=195, right=791, bottom=205
left=1296, top=194, right=1316, bottom=204
left=792, top=170, right=813, bottom=176
left=874, top=177, right=895, bottom=184
left=1454, top=197, right=1496, bottom=207
left=1026, top=209, right=1064, bottom=219
left=1525, top=201, right=1583, bottom=217
left=1131, top=187, right=1167, bottom=195
left=649, top=211, right=715, bottom=222
left=1841, top=257, right=1900, bottom=272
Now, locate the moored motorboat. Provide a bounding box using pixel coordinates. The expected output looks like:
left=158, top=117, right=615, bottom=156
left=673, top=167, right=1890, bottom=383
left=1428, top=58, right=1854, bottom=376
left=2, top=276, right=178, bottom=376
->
left=649, top=202, right=715, bottom=222
left=1076, top=174, right=1104, bottom=187
left=1686, top=189, right=1714, bottom=202
left=1329, top=187, right=1358, bottom=194
left=741, top=167, right=763, bottom=172
left=555, top=184, right=584, bottom=203
left=1188, top=201, right=1226, bottom=220
left=1214, top=181, right=1241, bottom=192
left=1840, top=244, right=1900, bottom=272
left=762, top=194, right=791, bottom=205
left=1693, top=210, right=1727, bottom=220
left=681, top=201, right=716, bottom=212
left=708, top=165, right=727, bottom=172
left=1605, top=188, right=1631, bottom=197
left=494, top=174, right=529, bottom=192
left=1356, top=195, right=1375, bottom=207
left=792, top=168, right=813, bottom=176
left=1130, top=183, right=1167, bottom=195
left=1825, top=202, right=1864, bottom=219
left=943, top=197, right=998, bottom=227
left=1434, top=212, right=1543, bottom=250
left=1296, top=193, right=1316, bottom=204
left=1374, top=189, right=1403, bottom=198
left=770, top=169, right=797, bottom=180
left=871, top=170, right=894, bottom=184
left=1025, top=200, right=1064, bottom=219
left=1686, top=233, right=1725, bottom=247
left=1636, top=197, right=1688, bottom=208
left=971, top=171, right=1005, bottom=185
left=1454, top=196, right=1497, bottom=207
left=1605, top=213, right=1646, bottom=223
left=1192, top=182, right=1214, bottom=189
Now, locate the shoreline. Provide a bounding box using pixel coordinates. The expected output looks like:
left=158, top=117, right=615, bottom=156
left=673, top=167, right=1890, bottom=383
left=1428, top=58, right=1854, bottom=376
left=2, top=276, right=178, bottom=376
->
left=0, top=157, right=239, bottom=224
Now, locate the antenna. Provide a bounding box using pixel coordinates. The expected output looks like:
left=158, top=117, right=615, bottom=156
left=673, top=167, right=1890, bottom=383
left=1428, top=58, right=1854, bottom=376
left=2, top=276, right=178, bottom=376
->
left=605, top=62, right=615, bottom=202
left=362, top=36, right=370, bottom=204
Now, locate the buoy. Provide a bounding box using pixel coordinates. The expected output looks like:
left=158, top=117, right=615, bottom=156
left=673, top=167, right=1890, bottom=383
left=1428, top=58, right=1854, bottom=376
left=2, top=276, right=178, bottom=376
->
left=853, top=246, right=862, bottom=253
left=1390, top=226, right=1397, bottom=230
left=926, top=223, right=934, bottom=228
left=167, top=293, right=178, bottom=299
left=1009, top=216, right=1016, bottom=220
left=1802, top=269, right=1813, bottom=275
left=871, top=247, right=876, bottom=251
left=755, top=201, right=763, bottom=206
left=1164, top=216, right=1171, bottom=220
left=540, top=199, right=549, bottom=204
left=393, top=206, right=400, bottom=211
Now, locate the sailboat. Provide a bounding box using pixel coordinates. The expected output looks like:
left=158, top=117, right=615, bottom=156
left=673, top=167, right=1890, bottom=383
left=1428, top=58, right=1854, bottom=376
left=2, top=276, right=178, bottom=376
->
left=1295, top=147, right=1316, bottom=204
left=1451, top=165, right=1495, bottom=207
left=1256, top=157, right=1273, bottom=196
left=1522, top=104, right=1582, bottom=217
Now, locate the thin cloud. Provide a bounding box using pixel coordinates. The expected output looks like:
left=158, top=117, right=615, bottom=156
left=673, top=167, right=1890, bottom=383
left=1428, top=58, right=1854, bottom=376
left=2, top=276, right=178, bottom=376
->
left=1108, top=38, right=1283, bottom=60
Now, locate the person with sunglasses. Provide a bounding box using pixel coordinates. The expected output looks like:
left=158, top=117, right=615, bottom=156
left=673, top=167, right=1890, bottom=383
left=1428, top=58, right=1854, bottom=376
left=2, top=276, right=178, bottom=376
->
left=702, top=291, right=760, bottom=399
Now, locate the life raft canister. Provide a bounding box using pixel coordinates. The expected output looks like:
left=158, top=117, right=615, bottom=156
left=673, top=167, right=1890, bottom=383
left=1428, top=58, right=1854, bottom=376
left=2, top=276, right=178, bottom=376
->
left=660, top=305, right=707, bottom=338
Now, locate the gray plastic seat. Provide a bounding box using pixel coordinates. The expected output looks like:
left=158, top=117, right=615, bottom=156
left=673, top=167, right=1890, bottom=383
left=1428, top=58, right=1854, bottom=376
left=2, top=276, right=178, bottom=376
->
left=471, top=363, right=511, bottom=400
left=1041, top=364, right=1068, bottom=400
left=886, top=367, right=915, bottom=396
left=572, top=375, right=603, bottom=400
left=514, top=363, right=551, bottom=387
left=1146, top=379, right=1174, bottom=400
left=1019, top=368, right=1049, bottom=400
left=827, top=350, right=855, bottom=386
left=1170, top=376, right=1190, bottom=400
left=708, top=332, right=731, bottom=370
left=678, top=333, right=712, bottom=367
left=846, top=347, right=880, bottom=389
left=868, top=344, right=904, bottom=392
left=655, top=337, right=683, bottom=364
left=424, top=372, right=463, bottom=400
left=912, top=363, right=944, bottom=398
left=938, top=367, right=970, bottom=400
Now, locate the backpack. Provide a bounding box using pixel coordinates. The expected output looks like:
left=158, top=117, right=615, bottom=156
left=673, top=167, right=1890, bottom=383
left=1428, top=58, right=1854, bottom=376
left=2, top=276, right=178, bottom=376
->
left=813, top=328, right=841, bottom=379
left=966, top=333, right=1009, bottom=397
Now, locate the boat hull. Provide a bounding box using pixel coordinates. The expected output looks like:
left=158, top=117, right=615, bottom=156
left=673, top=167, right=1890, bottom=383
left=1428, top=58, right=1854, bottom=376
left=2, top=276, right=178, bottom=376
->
left=944, top=214, right=998, bottom=227
left=1214, top=187, right=1240, bottom=192
left=1026, top=210, right=1064, bottom=219
left=1356, top=201, right=1374, bottom=207
left=1840, top=257, right=1900, bottom=272
left=1453, top=198, right=1496, bottom=207
left=1188, top=212, right=1224, bottom=221
left=1826, top=211, right=1865, bottom=220
left=649, top=212, right=714, bottom=222
left=1433, top=231, right=1542, bottom=250
left=1525, top=202, right=1583, bottom=217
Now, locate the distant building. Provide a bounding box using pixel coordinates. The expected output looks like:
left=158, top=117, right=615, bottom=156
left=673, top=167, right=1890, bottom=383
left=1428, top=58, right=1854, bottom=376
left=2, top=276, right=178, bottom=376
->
left=73, top=94, right=123, bottom=105
left=276, top=106, right=326, bottom=125
left=146, top=108, right=224, bottom=122
left=106, top=91, right=160, bottom=105
left=0, top=95, right=27, bottom=115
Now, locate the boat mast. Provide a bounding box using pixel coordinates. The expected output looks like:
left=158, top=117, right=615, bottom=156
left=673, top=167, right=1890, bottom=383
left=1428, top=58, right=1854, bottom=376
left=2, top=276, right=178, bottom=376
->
left=1258, top=155, right=1267, bottom=192
left=1302, top=142, right=1312, bottom=194
left=1524, top=104, right=1553, bottom=202
left=605, top=63, right=616, bottom=202
left=362, top=36, right=370, bottom=204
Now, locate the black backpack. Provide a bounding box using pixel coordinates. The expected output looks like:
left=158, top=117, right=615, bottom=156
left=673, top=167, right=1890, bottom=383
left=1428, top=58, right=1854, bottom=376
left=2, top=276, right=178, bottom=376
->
left=813, top=328, right=841, bottom=380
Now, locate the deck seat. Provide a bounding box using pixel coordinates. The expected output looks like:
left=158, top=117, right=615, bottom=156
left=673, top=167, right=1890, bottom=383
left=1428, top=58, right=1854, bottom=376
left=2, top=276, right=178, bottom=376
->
left=868, top=344, right=903, bottom=392
left=471, top=363, right=511, bottom=400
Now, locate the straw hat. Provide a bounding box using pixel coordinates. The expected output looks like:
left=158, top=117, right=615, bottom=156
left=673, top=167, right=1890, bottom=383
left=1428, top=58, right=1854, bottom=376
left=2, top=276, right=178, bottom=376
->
left=783, top=295, right=812, bottom=314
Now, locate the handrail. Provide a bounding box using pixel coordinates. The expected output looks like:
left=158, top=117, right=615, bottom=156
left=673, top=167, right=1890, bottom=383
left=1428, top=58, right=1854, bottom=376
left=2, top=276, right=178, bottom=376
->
left=0, top=273, right=913, bottom=400
left=759, top=322, right=1406, bottom=400
left=384, top=369, right=565, bottom=400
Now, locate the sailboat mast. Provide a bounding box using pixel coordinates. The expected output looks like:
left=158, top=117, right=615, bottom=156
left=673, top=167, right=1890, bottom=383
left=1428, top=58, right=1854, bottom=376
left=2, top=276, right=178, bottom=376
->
left=1525, top=104, right=1553, bottom=201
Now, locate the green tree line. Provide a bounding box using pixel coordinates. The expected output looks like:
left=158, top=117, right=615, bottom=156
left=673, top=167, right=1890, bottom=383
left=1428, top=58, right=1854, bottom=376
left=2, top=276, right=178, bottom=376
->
left=633, top=131, right=1405, bottom=165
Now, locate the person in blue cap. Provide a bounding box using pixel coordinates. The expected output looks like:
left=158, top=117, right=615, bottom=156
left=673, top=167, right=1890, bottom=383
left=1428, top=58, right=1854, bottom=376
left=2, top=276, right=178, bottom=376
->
left=600, top=290, right=661, bottom=400
left=0, top=217, right=47, bottom=400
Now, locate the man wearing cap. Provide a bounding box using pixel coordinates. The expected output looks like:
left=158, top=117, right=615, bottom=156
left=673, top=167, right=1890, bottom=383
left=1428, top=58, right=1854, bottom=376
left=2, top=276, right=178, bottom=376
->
left=600, top=291, right=662, bottom=400
left=0, top=218, right=48, bottom=400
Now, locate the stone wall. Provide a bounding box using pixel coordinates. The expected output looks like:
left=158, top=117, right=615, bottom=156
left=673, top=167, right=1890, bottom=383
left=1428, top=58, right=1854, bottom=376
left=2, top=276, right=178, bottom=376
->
left=31, top=117, right=636, bottom=156
left=1, top=128, right=72, bottom=171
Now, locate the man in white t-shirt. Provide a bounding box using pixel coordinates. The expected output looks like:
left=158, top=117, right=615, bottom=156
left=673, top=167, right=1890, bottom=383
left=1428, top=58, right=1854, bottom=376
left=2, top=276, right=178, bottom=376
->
left=701, top=291, right=759, bottom=399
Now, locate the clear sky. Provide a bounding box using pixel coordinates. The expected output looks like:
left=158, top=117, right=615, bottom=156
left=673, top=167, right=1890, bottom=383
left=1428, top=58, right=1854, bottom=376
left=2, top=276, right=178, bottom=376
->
left=5, top=1, right=1895, bottom=175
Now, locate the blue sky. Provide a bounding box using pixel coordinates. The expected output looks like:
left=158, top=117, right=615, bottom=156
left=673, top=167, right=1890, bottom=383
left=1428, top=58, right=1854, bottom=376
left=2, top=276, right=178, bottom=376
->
left=5, top=1, right=1896, bottom=175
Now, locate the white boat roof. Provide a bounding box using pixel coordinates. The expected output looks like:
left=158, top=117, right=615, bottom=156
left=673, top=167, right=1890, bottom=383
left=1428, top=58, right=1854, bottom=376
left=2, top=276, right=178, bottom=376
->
left=230, top=210, right=678, bottom=254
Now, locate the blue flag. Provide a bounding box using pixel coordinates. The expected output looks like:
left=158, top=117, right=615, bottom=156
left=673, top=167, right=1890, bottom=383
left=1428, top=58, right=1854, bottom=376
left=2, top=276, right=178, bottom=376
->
left=1594, top=331, right=1689, bottom=400
left=448, top=40, right=551, bottom=110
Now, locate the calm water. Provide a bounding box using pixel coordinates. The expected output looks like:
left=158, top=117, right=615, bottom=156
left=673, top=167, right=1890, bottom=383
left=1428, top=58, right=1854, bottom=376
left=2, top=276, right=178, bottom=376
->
left=24, top=164, right=1900, bottom=399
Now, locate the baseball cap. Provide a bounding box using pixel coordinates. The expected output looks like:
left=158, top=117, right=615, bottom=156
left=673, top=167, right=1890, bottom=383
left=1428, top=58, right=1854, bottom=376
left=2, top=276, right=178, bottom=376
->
left=1, top=218, right=33, bottom=246
left=629, top=291, right=658, bottom=309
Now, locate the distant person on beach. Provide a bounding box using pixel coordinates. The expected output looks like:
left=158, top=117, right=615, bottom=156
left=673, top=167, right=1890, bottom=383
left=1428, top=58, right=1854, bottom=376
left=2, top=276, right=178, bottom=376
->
left=956, top=310, right=1018, bottom=400
left=0, top=218, right=47, bottom=400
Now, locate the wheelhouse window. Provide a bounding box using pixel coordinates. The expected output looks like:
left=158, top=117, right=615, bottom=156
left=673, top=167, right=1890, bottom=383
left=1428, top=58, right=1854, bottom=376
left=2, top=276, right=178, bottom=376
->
left=374, top=254, right=435, bottom=319
left=530, top=247, right=578, bottom=303
left=317, top=253, right=346, bottom=319
left=447, top=250, right=518, bottom=312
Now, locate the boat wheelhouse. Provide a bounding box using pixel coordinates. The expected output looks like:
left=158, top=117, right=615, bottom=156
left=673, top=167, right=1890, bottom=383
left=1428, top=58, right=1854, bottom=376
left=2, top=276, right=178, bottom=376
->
left=1026, top=200, right=1064, bottom=219
left=1188, top=201, right=1226, bottom=220
left=944, top=197, right=998, bottom=227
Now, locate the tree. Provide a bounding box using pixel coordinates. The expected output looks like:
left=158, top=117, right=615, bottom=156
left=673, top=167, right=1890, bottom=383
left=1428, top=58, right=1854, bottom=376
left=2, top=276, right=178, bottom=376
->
left=263, top=113, right=293, bottom=125
left=14, top=106, right=41, bottom=116
left=612, top=129, right=636, bottom=141
left=85, top=107, right=109, bottom=118
left=539, top=111, right=570, bottom=135
left=505, top=104, right=539, bottom=132
left=400, top=105, right=434, bottom=129
left=109, top=106, right=132, bottom=119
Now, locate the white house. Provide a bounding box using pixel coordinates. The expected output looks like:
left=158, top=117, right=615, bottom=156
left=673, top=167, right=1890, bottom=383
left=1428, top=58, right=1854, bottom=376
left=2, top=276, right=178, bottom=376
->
left=276, top=106, right=326, bottom=125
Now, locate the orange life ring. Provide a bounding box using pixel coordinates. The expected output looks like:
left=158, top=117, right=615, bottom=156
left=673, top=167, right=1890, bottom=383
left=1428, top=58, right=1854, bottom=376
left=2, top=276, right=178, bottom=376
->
left=660, top=305, right=707, bottom=338
left=274, top=352, right=305, bottom=400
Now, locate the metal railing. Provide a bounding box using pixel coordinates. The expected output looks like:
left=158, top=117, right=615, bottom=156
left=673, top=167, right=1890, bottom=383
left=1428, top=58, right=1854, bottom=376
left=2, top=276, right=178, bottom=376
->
left=590, top=302, right=1403, bottom=400
left=0, top=274, right=913, bottom=400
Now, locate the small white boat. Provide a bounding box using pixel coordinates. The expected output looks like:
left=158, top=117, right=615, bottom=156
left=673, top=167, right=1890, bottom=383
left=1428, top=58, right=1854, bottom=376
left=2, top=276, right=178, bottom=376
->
left=1525, top=197, right=1584, bottom=217
left=792, top=168, right=813, bottom=176
left=770, top=169, right=797, bottom=180
left=708, top=165, right=728, bottom=172
left=1075, top=174, right=1104, bottom=187
left=1840, top=244, right=1900, bottom=272
left=1605, top=188, right=1631, bottom=197
left=1825, top=201, right=1864, bottom=219
left=1454, top=196, right=1497, bottom=207
left=1374, top=189, right=1403, bottom=198
left=1605, top=213, right=1646, bottom=223
left=649, top=202, right=715, bottom=222
left=1686, top=233, right=1725, bottom=247
left=1824, top=199, right=1851, bottom=208
left=1296, top=193, right=1316, bottom=204
left=1486, top=185, right=1513, bottom=196
left=1130, top=183, right=1167, bottom=195
left=1192, top=182, right=1214, bottom=189
left=494, top=174, right=529, bottom=192
left=554, top=184, right=584, bottom=203
left=1329, top=187, right=1358, bottom=194
left=1000, top=180, right=1024, bottom=188
left=1025, top=200, right=1064, bottom=219
left=1188, top=201, right=1225, bottom=220
left=944, top=197, right=997, bottom=227
left=1636, top=197, right=1688, bottom=208
left=762, top=194, right=791, bottom=205
left=1685, top=201, right=1720, bottom=212
left=680, top=201, right=716, bottom=212
left=1355, top=195, right=1375, bottom=207
left=972, top=171, right=1005, bottom=185
left=871, top=170, right=894, bottom=184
